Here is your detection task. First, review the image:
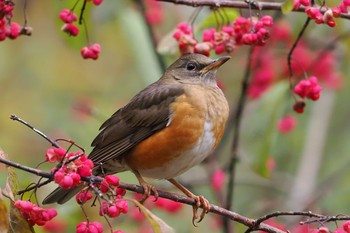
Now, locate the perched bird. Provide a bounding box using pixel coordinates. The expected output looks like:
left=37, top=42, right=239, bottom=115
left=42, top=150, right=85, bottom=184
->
left=43, top=53, right=230, bottom=223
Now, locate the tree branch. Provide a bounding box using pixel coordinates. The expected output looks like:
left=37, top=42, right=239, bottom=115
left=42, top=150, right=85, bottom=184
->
left=0, top=156, right=287, bottom=233
left=158, top=0, right=350, bottom=20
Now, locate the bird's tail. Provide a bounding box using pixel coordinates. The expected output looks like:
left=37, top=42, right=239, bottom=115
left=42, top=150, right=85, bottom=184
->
left=42, top=185, right=83, bottom=205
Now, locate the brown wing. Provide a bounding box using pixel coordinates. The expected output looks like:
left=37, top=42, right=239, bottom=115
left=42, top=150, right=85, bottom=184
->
left=88, top=81, right=184, bottom=164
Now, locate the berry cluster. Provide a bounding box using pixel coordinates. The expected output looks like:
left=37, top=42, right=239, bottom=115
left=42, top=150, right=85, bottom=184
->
left=172, top=22, right=197, bottom=56
left=173, top=15, right=274, bottom=56
left=59, top=9, right=79, bottom=37
left=97, top=175, right=128, bottom=218
left=292, top=76, right=322, bottom=114
left=81, top=43, right=101, bottom=60
left=76, top=221, right=103, bottom=233
left=303, top=0, right=350, bottom=27
left=14, top=200, right=57, bottom=226
left=0, top=0, right=30, bottom=41
left=76, top=221, right=124, bottom=233
left=233, top=16, right=273, bottom=46
left=293, top=0, right=310, bottom=10
left=99, top=198, right=128, bottom=218
left=294, top=76, right=323, bottom=101
left=75, top=191, right=93, bottom=204
left=100, top=175, right=120, bottom=193
left=45, top=147, right=66, bottom=163
left=58, top=3, right=102, bottom=60
left=46, top=148, right=94, bottom=190
left=74, top=174, right=127, bottom=233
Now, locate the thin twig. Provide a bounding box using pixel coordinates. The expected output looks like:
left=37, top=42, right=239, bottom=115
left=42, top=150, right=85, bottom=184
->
left=79, top=0, right=87, bottom=25
left=0, top=156, right=52, bottom=179
left=287, top=17, right=311, bottom=81
left=17, top=179, right=52, bottom=195
left=158, top=0, right=350, bottom=20
left=10, top=114, right=60, bottom=148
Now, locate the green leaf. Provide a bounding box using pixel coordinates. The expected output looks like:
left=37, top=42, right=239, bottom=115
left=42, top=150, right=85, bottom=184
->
left=281, top=0, right=295, bottom=14
left=198, top=9, right=239, bottom=30
left=130, top=199, right=175, bottom=233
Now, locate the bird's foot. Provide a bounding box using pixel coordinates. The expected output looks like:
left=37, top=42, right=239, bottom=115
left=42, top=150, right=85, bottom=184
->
left=191, top=194, right=210, bottom=225
left=133, top=170, right=159, bottom=203
left=139, top=182, right=159, bottom=203
left=167, top=178, right=210, bottom=225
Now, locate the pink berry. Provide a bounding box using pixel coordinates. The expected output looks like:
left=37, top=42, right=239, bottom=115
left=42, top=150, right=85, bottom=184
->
left=61, top=23, right=79, bottom=36
left=318, top=226, right=330, bottom=233
left=211, top=169, right=225, bottom=191
left=299, top=0, right=310, bottom=6
left=261, top=15, right=273, bottom=27
left=6, top=22, right=20, bottom=39
left=343, top=220, right=350, bottom=233
left=76, top=191, right=93, bottom=204
left=116, top=199, right=128, bottom=214
left=81, top=43, right=101, bottom=60
left=59, top=9, right=77, bottom=23
left=108, top=206, right=120, bottom=218
left=105, top=175, right=120, bottom=187
left=277, top=115, right=297, bottom=134
left=93, top=0, right=103, bottom=6
left=116, top=188, right=126, bottom=196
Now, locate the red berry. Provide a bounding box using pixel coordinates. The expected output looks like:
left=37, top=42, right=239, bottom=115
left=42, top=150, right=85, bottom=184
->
left=293, top=101, right=306, bottom=114
left=59, top=9, right=77, bottom=23
left=343, top=220, right=350, bottom=233
left=277, top=115, right=297, bottom=134
left=76, top=191, right=93, bottom=204
left=61, top=23, right=79, bottom=36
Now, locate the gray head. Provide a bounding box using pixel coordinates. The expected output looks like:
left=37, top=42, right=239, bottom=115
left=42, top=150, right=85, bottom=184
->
left=162, top=53, right=230, bottom=86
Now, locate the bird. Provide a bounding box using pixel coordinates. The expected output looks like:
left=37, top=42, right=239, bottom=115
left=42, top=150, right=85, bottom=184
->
left=43, top=53, right=230, bottom=223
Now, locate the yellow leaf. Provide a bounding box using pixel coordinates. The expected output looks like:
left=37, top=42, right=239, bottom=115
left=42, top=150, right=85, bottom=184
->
left=130, top=199, right=175, bottom=233
left=9, top=202, right=35, bottom=233
left=0, top=149, right=35, bottom=232
left=281, top=0, right=295, bottom=14
left=0, top=198, right=9, bottom=233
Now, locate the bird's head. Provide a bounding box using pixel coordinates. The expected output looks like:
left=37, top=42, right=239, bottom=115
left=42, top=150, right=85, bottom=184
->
left=163, top=53, right=230, bottom=86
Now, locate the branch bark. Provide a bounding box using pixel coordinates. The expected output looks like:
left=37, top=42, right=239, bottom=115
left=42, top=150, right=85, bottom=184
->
left=158, top=0, right=350, bottom=20
left=0, top=155, right=285, bottom=233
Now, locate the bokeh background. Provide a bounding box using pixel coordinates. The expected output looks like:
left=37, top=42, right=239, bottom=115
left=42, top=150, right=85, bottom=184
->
left=1, top=0, right=350, bottom=232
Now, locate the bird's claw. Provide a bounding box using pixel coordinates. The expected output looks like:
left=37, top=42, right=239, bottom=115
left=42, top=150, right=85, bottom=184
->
left=140, top=183, right=159, bottom=203
left=191, top=195, right=210, bottom=226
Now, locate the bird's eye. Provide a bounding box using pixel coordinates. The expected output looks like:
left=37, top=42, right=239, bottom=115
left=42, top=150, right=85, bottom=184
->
left=186, top=62, right=196, bottom=71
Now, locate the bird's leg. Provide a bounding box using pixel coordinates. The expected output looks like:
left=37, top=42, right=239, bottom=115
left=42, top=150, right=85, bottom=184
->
left=167, top=178, right=210, bottom=224
left=133, top=170, right=159, bottom=203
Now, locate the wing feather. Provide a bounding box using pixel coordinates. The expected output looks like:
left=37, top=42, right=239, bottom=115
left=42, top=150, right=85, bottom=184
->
left=88, top=81, right=184, bottom=164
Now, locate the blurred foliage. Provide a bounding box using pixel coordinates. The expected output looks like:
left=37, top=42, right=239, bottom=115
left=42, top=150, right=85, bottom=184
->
left=1, top=0, right=350, bottom=233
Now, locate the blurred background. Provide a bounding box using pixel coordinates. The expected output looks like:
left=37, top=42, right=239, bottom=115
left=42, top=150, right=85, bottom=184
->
left=1, top=0, right=350, bottom=232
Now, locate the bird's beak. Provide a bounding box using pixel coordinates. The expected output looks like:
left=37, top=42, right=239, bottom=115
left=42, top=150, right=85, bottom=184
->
left=200, top=56, right=231, bottom=75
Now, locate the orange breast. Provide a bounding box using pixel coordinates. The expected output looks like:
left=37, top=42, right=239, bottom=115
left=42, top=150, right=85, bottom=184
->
left=125, top=95, right=205, bottom=172
left=124, top=85, right=229, bottom=179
